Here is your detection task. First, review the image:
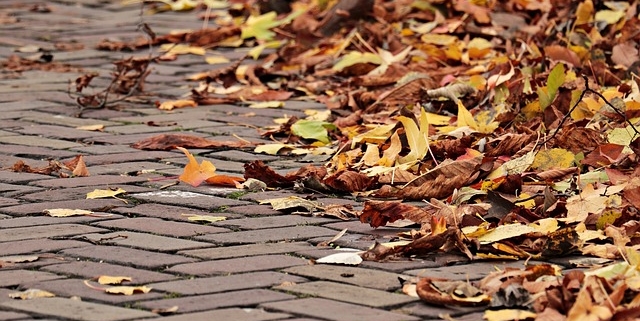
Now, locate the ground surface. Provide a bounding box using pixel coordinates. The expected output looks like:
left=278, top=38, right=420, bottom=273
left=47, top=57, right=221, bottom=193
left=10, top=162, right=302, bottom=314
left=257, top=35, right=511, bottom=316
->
left=0, top=1, right=574, bottom=320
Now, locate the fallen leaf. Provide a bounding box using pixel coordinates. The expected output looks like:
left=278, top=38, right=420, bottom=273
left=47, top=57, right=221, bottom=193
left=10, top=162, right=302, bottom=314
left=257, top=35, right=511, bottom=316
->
left=105, top=286, right=152, bottom=295
left=316, top=252, right=363, bottom=265
left=177, top=147, right=217, bottom=187
left=76, top=124, right=105, bottom=131
left=157, top=99, right=197, bottom=111
left=97, top=276, right=132, bottom=285
left=43, top=208, right=95, bottom=217
left=259, top=196, right=321, bottom=212
left=9, top=289, right=55, bottom=300
left=181, top=214, right=227, bottom=223
left=131, top=134, right=254, bottom=150
left=86, top=188, right=126, bottom=199
left=291, top=120, right=336, bottom=144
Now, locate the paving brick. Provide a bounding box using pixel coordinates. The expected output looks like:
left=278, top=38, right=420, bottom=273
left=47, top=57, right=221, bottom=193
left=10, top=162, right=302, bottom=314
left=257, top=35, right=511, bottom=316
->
left=195, top=226, right=337, bottom=245
left=13, top=124, right=110, bottom=140
left=144, top=307, right=289, bottom=321
left=214, top=215, right=336, bottom=230
left=0, top=170, right=55, bottom=184
left=208, top=149, right=280, bottom=162
left=19, top=185, right=152, bottom=202
left=138, top=289, right=295, bottom=313
left=0, top=196, right=20, bottom=206
left=0, top=215, right=118, bottom=228
left=404, top=261, right=530, bottom=281
left=60, top=246, right=197, bottom=269
left=41, top=261, right=176, bottom=284
left=80, top=151, right=178, bottom=165
left=0, top=224, right=106, bottom=242
left=18, top=111, right=119, bottom=127
left=104, top=124, right=181, bottom=134
left=30, top=174, right=148, bottom=188
left=110, top=203, right=242, bottom=220
left=164, top=156, right=246, bottom=173
left=0, top=100, right=59, bottom=111
left=0, top=135, right=83, bottom=149
left=78, top=231, right=212, bottom=252
left=306, top=233, right=380, bottom=251
left=274, top=281, right=418, bottom=308
left=0, top=199, right=128, bottom=216
left=0, top=144, right=77, bottom=159
left=239, top=190, right=304, bottom=202
left=0, top=270, right=66, bottom=287
left=260, top=298, right=421, bottom=321
left=20, top=278, right=165, bottom=304
left=283, top=265, right=405, bottom=291
left=150, top=271, right=307, bottom=295
left=395, top=302, right=483, bottom=319
left=93, top=217, right=229, bottom=237
left=0, top=297, right=157, bottom=321
left=168, top=254, right=309, bottom=276
left=87, top=161, right=180, bottom=176
left=178, top=242, right=313, bottom=260
left=131, top=190, right=251, bottom=210
left=225, top=204, right=283, bottom=216
left=69, top=144, right=143, bottom=155
left=360, top=254, right=470, bottom=273
left=0, top=239, right=88, bottom=256
left=323, top=220, right=414, bottom=237
left=0, top=311, right=31, bottom=320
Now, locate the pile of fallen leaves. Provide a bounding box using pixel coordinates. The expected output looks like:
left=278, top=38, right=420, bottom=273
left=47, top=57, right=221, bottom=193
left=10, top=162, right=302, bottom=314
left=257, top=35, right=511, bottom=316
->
left=87, top=0, right=640, bottom=318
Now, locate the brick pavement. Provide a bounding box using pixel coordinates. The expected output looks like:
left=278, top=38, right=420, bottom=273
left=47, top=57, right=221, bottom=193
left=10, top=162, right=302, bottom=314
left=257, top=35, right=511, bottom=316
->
left=0, top=2, right=552, bottom=321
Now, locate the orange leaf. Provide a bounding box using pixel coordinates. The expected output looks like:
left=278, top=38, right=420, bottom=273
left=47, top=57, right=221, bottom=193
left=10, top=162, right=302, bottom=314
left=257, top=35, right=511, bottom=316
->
left=205, top=174, right=245, bottom=187
left=177, top=147, right=216, bottom=187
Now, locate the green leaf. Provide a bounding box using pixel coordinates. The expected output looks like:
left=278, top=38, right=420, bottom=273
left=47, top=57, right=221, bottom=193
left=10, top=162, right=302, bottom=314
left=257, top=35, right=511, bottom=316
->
left=241, top=12, right=282, bottom=40
left=291, top=120, right=336, bottom=144
left=538, top=63, right=565, bottom=110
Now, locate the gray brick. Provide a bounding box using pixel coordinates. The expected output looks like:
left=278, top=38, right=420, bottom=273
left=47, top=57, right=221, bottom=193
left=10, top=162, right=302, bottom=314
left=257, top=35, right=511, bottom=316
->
left=138, top=289, right=295, bottom=313
left=0, top=224, right=106, bottom=242
left=168, top=254, right=308, bottom=276
left=0, top=270, right=66, bottom=287
left=131, top=190, right=250, bottom=209
left=60, top=246, right=197, bottom=269
left=93, top=217, right=229, bottom=237
left=20, top=278, right=164, bottom=304
left=178, top=242, right=313, bottom=260
left=143, top=307, right=289, bottom=321
left=260, top=298, right=420, bottom=321
left=0, top=199, right=127, bottom=216
left=0, top=136, right=83, bottom=149
left=150, top=271, right=307, bottom=295
left=283, top=265, right=405, bottom=291
left=195, top=226, right=337, bottom=245
left=77, top=231, right=213, bottom=252
left=41, top=261, right=176, bottom=284
left=214, top=215, right=336, bottom=230
left=0, top=297, right=156, bottom=321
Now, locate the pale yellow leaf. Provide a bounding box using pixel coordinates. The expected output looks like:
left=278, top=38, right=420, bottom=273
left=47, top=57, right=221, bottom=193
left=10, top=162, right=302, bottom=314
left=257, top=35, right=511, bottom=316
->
left=76, top=124, right=105, bottom=131
left=105, top=285, right=152, bottom=295
left=158, top=99, right=197, bottom=111
left=97, top=276, right=132, bottom=285
left=43, top=208, right=94, bottom=217
left=9, top=289, right=55, bottom=300
left=181, top=214, right=227, bottom=223
left=254, top=143, right=295, bottom=155
left=248, top=101, right=284, bottom=108
left=473, top=224, right=536, bottom=244
left=531, top=148, right=575, bottom=170
left=160, top=44, right=205, bottom=55
left=258, top=196, right=320, bottom=212
left=86, top=188, right=126, bottom=199
left=205, top=55, right=230, bottom=64
left=316, top=252, right=363, bottom=265
left=351, top=124, right=396, bottom=148
left=484, top=309, right=537, bottom=321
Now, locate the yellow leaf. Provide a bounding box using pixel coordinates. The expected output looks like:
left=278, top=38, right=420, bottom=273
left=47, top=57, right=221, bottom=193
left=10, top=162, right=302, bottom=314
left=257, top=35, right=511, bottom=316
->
left=248, top=101, right=284, bottom=108
left=43, top=208, right=95, bottom=217
left=351, top=124, right=396, bottom=148
left=398, top=107, right=430, bottom=164
left=362, top=144, right=381, bottom=167
left=159, top=44, right=206, bottom=55
left=333, top=51, right=383, bottom=72
left=76, top=124, right=105, bottom=131
left=86, top=188, right=126, bottom=199
left=248, top=40, right=283, bottom=60
left=205, top=55, right=230, bottom=64
left=378, top=131, right=402, bottom=166
left=97, top=276, right=132, bottom=285
left=158, top=99, right=197, bottom=111
left=595, top=9, right=625, bottom=25
left=474, top=224, right=536, bottom=244
left=421, top=34, right=458, bottom=45
left=177, top=147, right=217, bottom=187
left=181, top=214, right=227, bottom=223
left=531, top=148, right=575, bottom=170
left=105, top=286, right=152, bottom=295
left=8, top=289, right=55, bottom=300
left=575, top=0, right=594, bottom=25
left=254, top=143, right=296, bottom=155
left=456, top=100, right=479, bottom=129
left=484, top=309, right=537, bottom=321
left=258, top=196, right=321, bottom=212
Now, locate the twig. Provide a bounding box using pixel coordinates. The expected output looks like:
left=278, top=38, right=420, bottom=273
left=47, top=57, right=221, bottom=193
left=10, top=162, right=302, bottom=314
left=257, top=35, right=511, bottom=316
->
left=537, top=75, right=640, bottom=149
